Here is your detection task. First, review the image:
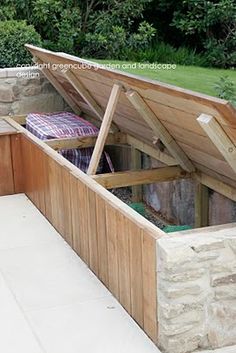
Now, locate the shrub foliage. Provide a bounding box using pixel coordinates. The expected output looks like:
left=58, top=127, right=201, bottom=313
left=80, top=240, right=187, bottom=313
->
left=0, top=20, right=42, bottom=68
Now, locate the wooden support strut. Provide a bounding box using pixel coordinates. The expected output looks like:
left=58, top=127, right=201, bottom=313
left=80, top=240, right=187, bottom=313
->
left=126, top=90, right=195, bottom=173
left=63, top=69, right=104, bottom=120
left=126, top=134, right=177, bottom=166
left=87, top=84, right=122, bottom=175
left=197, top=114, right=236, bottom=174
left=194, top=172, right=236, bottom=202
left=93, top=166, right=190, bottom=189
left=62, top=69, right=119, bottom=133
left=33, top=57, right=82, bottom=116
left=45, top=132, right=127, bottom=151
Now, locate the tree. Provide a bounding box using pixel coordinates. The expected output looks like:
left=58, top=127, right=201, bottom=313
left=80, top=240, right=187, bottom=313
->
left=172, top=0, right=236, bottom=67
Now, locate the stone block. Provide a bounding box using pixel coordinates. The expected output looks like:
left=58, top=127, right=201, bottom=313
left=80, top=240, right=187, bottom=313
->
left=17, top=76, right=42, bottom=87
left=197, top=252, right=220, bottom=262
left=11, top=93, right=65, bottom=115
left=228, top=239, right=236, bottom=254
left=22, top=85, right=42, bottom=97
left=208, top=301, right=236, bottom=348
left=191, top=239, right=225, bottom=253
left=162, top=284, right=202, bottom=299
left=0, top=86, right=15, bottom=102
left=160, top=321, right=198, bottom=336
left=210, top=260, right=236, bottom=274
left=215, top=284, right=236, bottom=300
left=159, top=331, right=205, bottom=353
left=4, top=78, right=17, bottom=85
left=211, top=273, right=236, bottom=287
left=160, top=268, right=205, bottom=283
left=0, top=69, right=7, bottom=79
left=0, top=103, right=11, bottom=116
left=158, top=240, right=197, bottom=272
left=159, top=300, right=205, bottom=320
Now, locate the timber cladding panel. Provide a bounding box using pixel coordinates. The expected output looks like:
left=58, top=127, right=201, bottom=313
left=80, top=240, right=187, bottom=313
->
left=20, top=133, right=161, bottom=343
left=0, top=135, right=15, bottom=195
left=0, top=121, right=24, bottom=196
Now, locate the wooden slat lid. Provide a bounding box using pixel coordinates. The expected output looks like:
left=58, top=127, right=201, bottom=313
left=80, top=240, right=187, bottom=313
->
left=25, top=44, right=236, bottom=186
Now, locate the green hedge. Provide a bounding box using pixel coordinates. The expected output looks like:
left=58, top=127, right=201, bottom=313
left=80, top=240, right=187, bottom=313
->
left=0, top=20, right=42, bottom=68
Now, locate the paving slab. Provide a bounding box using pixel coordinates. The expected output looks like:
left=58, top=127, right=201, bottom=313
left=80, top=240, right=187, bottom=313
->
left=0, top=272, right=43, bottom=353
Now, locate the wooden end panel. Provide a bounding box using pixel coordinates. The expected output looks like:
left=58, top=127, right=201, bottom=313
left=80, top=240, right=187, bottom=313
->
left=105, top=204, right=119, bottom=298
left=31, top=143, right=46, bottom=215
left=117, top=213, right=131, bottom=313
left=71, top=178, right=90, bottom=264
left=142, top=233, right=158, bottom=343
left=96, top=195, right=109, bottom=287
left=87, top=188, right=99, bottom=275
left=129, top=222, right=144, bottom=327
left=10, top=134, right=24, bottom=193
left=0, top=135, right=15, bottom=196
left=47, top=159, right=73, bottom=246
left=21, top=136, right=35, bottom=202
left=70, top=173, right=80, bottom=252
left=61, top=167, right=73, bottom=247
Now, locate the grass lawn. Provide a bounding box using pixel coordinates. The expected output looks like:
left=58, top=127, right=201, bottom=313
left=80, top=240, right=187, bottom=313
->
left=93, top=59, right=236, bottom=98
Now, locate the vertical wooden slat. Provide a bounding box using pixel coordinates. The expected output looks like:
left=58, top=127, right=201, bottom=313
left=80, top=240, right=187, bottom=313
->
left=61, top=167, right=73, bottom=246
left=129, top=223, right=144, bottom=326
left=117, top=213, right=131, bottom=312
left=77, top=180, right=90, bottom=263
left=0, top=135, right=15, bottom=196
left=55, top=164, right=65, bottom=236
left=96, top=195, right=109, bottom=286
left=29, top=142, right=40, bottom=208
left=70, top=173, right=80, bottom=254
left=106, top=204, right=119, bottom=297
left=142, top=232, right=158, bottom=343
left=32, top=145, right=46, bottom=214
left=72, top=177, right=84, bottom=258
left=87, top=189, right=99, bottom=274
left=21, top=136, right=34, bottom=200
left=47, top=158, right=58, bottom=230
left=37, top=147, right=47, bottom=216
left=43, top=154, right=53, bottom=223
left=47, top=158, right=64, bottom=234
left=10, top=134, right=24, bottom=193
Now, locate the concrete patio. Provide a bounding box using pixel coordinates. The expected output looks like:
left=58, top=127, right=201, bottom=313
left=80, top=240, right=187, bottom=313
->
left=0, top=194, right=159, bottom=353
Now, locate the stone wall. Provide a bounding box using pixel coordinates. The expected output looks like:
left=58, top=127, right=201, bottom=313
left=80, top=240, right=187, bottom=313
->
left=157, top=224, right=236, bottom=353
left=0, top=67, right=67, bottom=116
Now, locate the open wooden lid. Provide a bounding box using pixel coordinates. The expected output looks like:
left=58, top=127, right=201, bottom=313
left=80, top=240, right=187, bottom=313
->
left=26, top=44, right=236, bottom=187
